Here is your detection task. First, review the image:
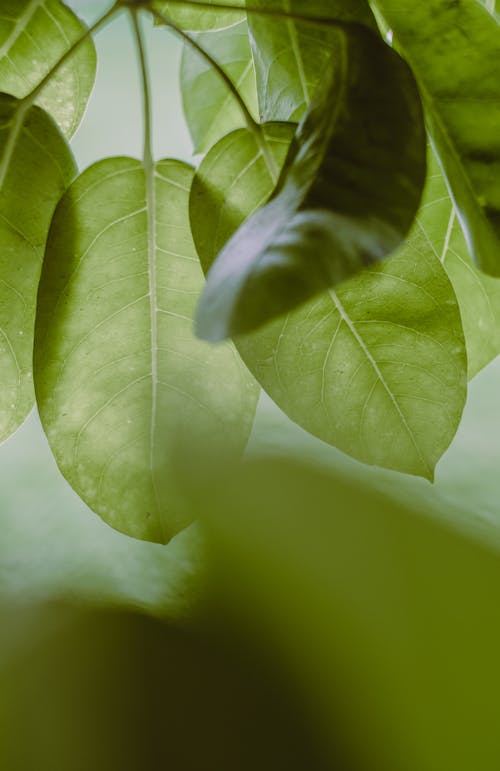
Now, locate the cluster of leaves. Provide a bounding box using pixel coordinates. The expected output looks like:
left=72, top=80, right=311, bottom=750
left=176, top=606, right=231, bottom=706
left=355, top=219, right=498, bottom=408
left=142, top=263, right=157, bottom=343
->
left=0, top=0, right=499, bottom=543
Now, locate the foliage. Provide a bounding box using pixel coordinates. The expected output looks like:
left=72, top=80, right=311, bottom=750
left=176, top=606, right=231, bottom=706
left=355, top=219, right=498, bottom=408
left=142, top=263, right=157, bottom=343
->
left=0, top=0, right=498, bottom=545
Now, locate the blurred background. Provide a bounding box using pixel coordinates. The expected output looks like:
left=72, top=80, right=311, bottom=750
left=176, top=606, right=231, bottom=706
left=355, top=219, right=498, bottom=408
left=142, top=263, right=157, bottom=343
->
left=2, top=2, right=500, bottom=769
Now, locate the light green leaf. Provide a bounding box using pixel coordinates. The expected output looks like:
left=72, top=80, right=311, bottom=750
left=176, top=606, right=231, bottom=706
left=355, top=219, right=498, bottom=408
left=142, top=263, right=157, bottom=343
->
left=191, top=127, right=466, bottom=479
left=180, top=20, right=258, bottom=153
left=413, top=148, right=500, bottom=379
left=0, top=0, right=97, bottom=138
left=247, top=0, right=379, bottom=122
left=34, top=158, right=259, bottom=545
left=0, top=93, right=75, bottom=443
left=151, top=0, right=245, bottom=30
left=195, top=26, right=426, bottom=340
left=369, top=0, right=500, bottom=276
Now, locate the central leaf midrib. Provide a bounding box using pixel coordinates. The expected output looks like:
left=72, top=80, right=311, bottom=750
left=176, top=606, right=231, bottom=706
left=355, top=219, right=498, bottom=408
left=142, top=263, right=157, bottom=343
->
left=328, top=288, right=431, bottom=476
left=144, top=155, right=164, bottom=541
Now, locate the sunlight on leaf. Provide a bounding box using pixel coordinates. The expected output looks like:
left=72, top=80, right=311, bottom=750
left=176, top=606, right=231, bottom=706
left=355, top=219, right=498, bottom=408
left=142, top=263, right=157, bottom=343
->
left=35, top=158, right=259, bottom=544
left=191, top=126, right=466, bottom=479
left=0, top=0, right=97, bottom=138
left=180, top=20, right=258, bottom=153
left=0, top=93, right=75, bottom=443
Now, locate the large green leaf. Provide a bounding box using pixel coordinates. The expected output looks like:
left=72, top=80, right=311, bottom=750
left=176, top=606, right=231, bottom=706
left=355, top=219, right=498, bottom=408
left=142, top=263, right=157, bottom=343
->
left=191, top=127, right=466, bottom=478
left=195, top=25, right=426, bottom=341
left=247, top=0, right=378, bottom=122
left=0, top=93, right=75, bottom=443
left=34, top=158, right=259, bottom=545
left=0, top=0, right=96, bottom=138
left=369, top=0, right=500, bottom=277
left=151, top=0, right=245, bottom=30
left=414, top=148, right=500, bottom=379
left=180, top=20, right=258, bottom=153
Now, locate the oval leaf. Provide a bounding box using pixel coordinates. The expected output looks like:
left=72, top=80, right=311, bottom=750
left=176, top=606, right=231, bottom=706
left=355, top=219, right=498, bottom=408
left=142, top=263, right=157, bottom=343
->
left=34, top=158, right=259, bottom=545
left=181, top=20, right=258, bottom=153
left=414, top=147, right=500, bottom=379
left=247, top=0, right=378, bottom=122
left=0, top=0, right=97, bottom=138
left=370, top=0, right=500, bottom=276
left=191, top=127, right=467, bottom=478
left=195, top=25, right=426, bottom=341
left=0, top=93, right=75, bottom=442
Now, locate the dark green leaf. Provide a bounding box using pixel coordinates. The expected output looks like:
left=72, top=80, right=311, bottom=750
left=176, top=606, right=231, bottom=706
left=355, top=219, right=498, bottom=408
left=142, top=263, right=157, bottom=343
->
left=195, top=26, right=426, bottom=341
left=247, top=0, right=379, bottom=122
left=0, top=93, right=75, bottom=443
left=180, top=20, right=258, bottom=153
left=34, top=158, right=259, bottom=545
left=370, top=0, right=500, bottom=276
left=0, top=0, right=97, bottom=138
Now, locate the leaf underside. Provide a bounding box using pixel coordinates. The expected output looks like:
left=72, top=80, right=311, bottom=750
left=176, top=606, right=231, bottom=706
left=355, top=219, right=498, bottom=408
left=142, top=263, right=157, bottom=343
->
left=35, top=158, right=259, bottom=544
left=0, top=0, right=97, bottom=138
left=0, top=93, right=75, bottom=443
left=191, top=126, right=467, bottom=479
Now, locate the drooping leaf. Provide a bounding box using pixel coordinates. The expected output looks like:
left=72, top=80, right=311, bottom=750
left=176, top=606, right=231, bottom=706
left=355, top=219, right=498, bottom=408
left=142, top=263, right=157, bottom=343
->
left=0, top=0, right=97, bottom=138
left=413, top=148, right=500, bottom=379
left=34, top=158, right=259, bottom=545
left=151, top=0, right=245, bottom=30
left=180, top=20, right=258, bottom=153
left=369, top=0, right=500, bottom=276
left=247, top=0, right=379, bottom=122
left=195, top=26, right=426, bottom=341
left=0, top=93, right=75, bottom=443
left=191, top=127, right=466, bottom=479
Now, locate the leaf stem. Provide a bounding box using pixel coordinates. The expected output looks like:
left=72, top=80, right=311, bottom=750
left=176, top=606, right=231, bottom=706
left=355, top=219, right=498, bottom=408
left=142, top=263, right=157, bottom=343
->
left=130, top=8, right=165, bottom=540
left=146, top=0, right=350, bottom=28
left=22, top=3, right=119, bottom=109
left=149, top=5, right=278, bottom=179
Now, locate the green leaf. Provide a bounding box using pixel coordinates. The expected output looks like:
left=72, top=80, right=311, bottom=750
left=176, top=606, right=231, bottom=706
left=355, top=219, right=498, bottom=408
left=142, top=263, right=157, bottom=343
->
left=151, top=0, right=245, bottom=30
left=369, top=0, right=500, bottom=277
left=247, top=0, right=379, bottom=122
left=413, top=147, right=500, bottom=379
left=195, top=26, right=426, bottom=341
left=34, top=158, right=259, bottom=545
left=191, top=127, right=466, bottom=479
left=180, top=20, right=258, bottom=153
left=0, top=93, right=75, bottom=443
left=0, top=0, right=97, bottom=138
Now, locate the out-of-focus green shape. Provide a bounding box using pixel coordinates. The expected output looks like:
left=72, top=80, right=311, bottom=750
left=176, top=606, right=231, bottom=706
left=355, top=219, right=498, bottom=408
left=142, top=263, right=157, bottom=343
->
left=192, top=124, right=465, bottom=478
left=411, top=148, right=500, bottom=379
left=151, top=0, right=245, bottom=30
left=195, top=25, right=426, bottom=340
left=35, top=158, right=258, bottom=544
left=205, top=456, right=500, bottom=771
left=180, top=20, right=258, bottom=153
left=247, top=0, right=378, bottom=122
left=0, top=603, right=333, bottom=770
left=0, top=94, right=75, bottom=444
left=0, top=0, right=97, bottom=138
left=369, top=0, right=500, bottom=277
